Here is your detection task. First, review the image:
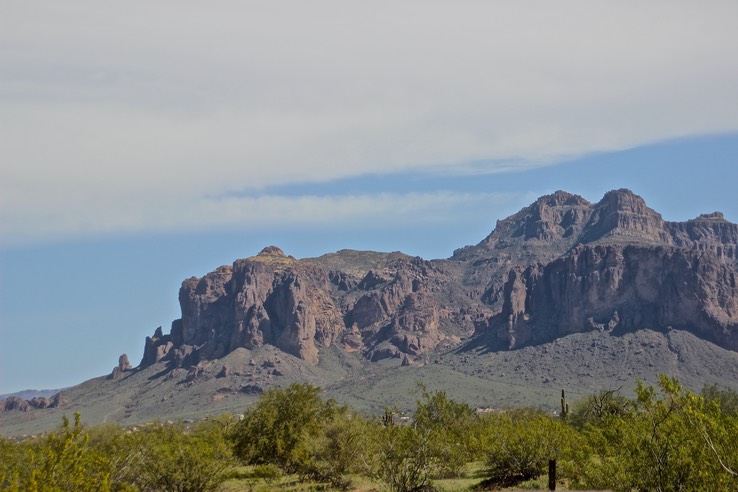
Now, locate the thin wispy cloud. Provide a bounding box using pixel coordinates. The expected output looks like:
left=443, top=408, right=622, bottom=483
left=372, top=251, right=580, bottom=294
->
left=0, top=191, right=525, bottom=246
left=2, top=1, right=737, bottom=244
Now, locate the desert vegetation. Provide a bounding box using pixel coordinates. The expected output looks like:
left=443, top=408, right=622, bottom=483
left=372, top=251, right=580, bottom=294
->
left=2, top=376, right=738, bottom=491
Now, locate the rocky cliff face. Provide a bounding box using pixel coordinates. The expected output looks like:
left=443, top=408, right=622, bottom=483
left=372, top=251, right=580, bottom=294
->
left=668, top=212, right=738, bottom=263
left=0, top=393, right=65, bottom=413
left=139, top=189, right=738, bottom=370
left=142, top=246, right=484, bottom=368
left=491, top=244, right=738, bottom=350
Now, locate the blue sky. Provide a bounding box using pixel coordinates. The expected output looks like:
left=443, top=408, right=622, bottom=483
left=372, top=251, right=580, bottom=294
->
left=2, top=1, right=738, bottom=394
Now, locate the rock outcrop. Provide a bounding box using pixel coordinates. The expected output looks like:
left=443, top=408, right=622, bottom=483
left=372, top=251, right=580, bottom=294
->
left=110, top=353, right=133, bottom=379
left=490, top=244, right=738, bottom=350
left=1, top=392, right=65, bottom=412
left=141, top=247, right=476, bottom=368
left=1, top=396, right=29, bottom=412
left=668, top=212, right=738, bottom=263
left=137, top=189, right=738, bottom=372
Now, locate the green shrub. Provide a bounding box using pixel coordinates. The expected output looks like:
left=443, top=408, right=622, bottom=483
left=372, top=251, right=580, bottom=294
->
left=373, top=423, right=437, bottom=492
left=482, top=410, right=574, bottom=488
left=301, top=412, right=374, bottom=489
left=231, top=383, right=348, bottom=475
left=412, top=387, right=477, bottom=478
left=121, top=421, right=234, bottom=492
left=0, top=436, right=23, bottom=492
left=570, top=387, right=632, bottom=428
left=11, top=413, right=113, bottom=491
left=248, top=463, right=283, bottom=482
left=570, top=376, right=738, bottom=492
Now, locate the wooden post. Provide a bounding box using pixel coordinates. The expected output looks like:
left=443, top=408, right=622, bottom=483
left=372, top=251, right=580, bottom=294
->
left=548, top=458, right=556, bottom=491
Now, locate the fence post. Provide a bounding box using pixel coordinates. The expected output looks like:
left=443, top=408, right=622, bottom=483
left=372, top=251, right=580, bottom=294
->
left=548, top=458, right=556, bottom=491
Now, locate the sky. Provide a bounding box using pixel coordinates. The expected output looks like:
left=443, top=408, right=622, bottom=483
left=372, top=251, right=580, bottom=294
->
left=2, top=1, right=738, bottom=395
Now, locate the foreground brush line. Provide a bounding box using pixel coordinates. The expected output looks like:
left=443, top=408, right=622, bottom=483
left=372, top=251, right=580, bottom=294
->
left=2, top=376, right=738, bottom=492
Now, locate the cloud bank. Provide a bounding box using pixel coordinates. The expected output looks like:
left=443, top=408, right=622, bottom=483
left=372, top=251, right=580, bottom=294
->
left=2, top=1, right=738, bottom=244
left=0, top=191, right=523, bottom=245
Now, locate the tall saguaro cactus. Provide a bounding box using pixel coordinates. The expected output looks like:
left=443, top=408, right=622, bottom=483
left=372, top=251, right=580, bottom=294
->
left=560, top=389, right=569, bottom=419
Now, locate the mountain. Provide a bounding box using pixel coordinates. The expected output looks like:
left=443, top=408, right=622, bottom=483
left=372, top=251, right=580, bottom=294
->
left=140, top=188, right=738, bottom=366
left=0, top=389, right=68, bottom=401
left=3, top=189, right=738, bottom=436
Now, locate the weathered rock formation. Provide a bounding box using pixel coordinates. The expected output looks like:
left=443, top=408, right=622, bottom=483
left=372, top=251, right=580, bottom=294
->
left=141, top=246, right=478, bottom=368
left=490, top=244, right=738, bottom=350
left=1, top=396, right=29, bottom=412
left=1, top=393, right=65, bottom=412
left=138, top=189, right=738, bottom=371
left=110, top=353, right=133, bottom=380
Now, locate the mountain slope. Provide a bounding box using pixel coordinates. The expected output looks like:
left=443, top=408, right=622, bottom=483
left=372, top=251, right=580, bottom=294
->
left=3, top=188, right=738, bottom=435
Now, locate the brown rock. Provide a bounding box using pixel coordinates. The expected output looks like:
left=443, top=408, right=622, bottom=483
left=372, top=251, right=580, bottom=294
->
left=185, top=365, right=204, bottom=382
left=239, top=384, right=263, bottom=394
left=216, top=366, right=231, bottom=378
left=135, top=188, right=738, bottom=376
left=173, top=345, right=196, bottom=368
left=118, top=354, right=132, bottom=371
left=258, top=245, right=287, bottom=257
left=110, top=353, right=133, bottom=379
left=456, top=190, right=593, bottom=262
left=341, top=324, right=364, bottom=352
left=140, top=326, right=174, bottom=367
left=164, top=368, right=186, bottom=381
left=50, top=393, right=65, bottom=408
left=369, top=345, right=401, bottom=361
left=109, top=366, right=122, bottom=380
left=581, top=189, right=672, bottom=244
left=3, top=396, right=29, bottom=412
left=493, top=244, right=738, bottom=351
left=669, top=213, right=738, bottom=262
left=29, top=397, right=51, bottom=409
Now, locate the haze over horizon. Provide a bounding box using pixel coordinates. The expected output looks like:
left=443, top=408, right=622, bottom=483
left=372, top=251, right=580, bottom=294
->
left=2, top=1, right=738, bottom=394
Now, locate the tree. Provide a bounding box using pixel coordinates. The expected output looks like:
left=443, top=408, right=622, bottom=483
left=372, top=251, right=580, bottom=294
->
left=121, top=420, right=234, bottom=492
left=373, top=423, right=436, bottom=492
left=301, top=412, right=374, bottom=490
left=231, top=383, right=347, bottom=474
left=570, top=387, right=632, bottom=428
left=0, top=436, right=23, bottom=492
left=19, top=413, right=112, bottom=491
left=571, top=375, right=738, bottom=492
left=412, top=387, right=477, bottom=477
left=481, top=409, right=575, bottom=488
left=701, top=384, right=738, bottom=415
left=622, top=377, right=702, bottom=491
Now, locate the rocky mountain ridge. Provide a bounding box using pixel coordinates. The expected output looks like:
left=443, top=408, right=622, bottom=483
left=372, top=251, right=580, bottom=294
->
left=4, top=188, right=738, bottom=434
left=454, top=189, right=738, bottom=261
left=139, top=189, right=738, bottom=372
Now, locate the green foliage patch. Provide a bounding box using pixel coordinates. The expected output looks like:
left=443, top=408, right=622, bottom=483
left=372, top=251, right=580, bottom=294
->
left=3, top=378, right=738, bottom=491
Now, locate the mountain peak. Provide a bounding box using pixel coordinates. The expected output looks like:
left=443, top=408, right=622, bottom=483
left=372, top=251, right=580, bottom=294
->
left=455, top=188, right=738, bottom=262
left=579, top=188, right=668, bottom=244
left=454, top=189, right=594, bottom=261
left=598, top=188, right=648, bottom=210
left=694, top=212, right=726, bottom=222
left=257, top=246, right=286, bottom=257
left=534, top=190, right=590, bottom=208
